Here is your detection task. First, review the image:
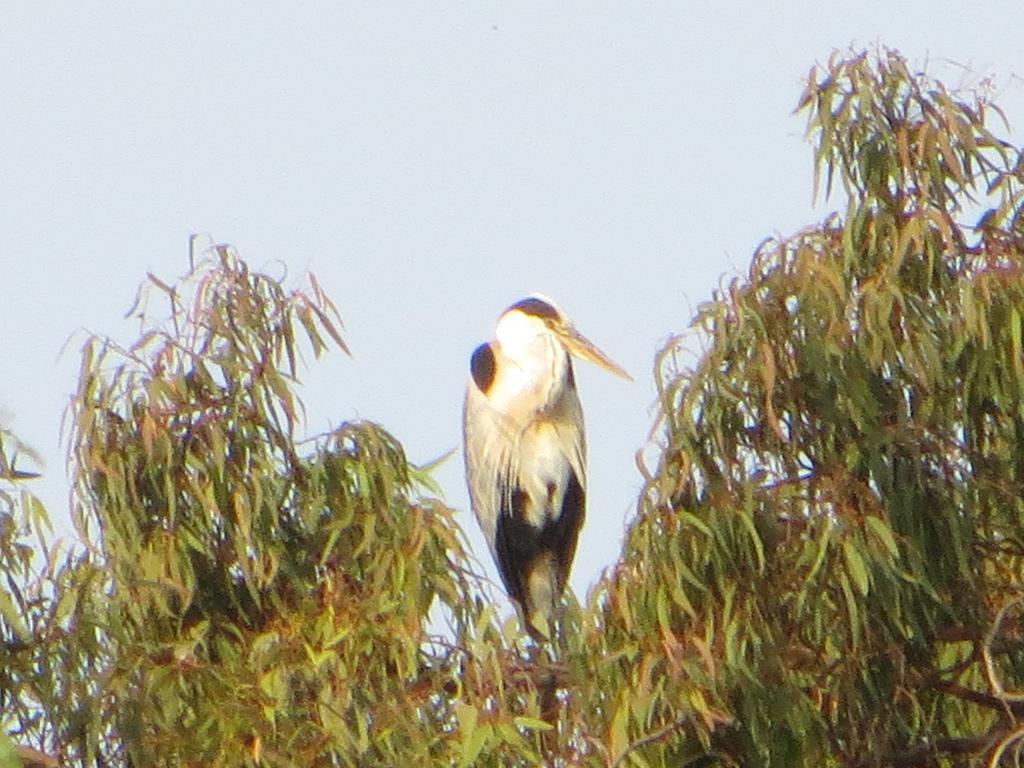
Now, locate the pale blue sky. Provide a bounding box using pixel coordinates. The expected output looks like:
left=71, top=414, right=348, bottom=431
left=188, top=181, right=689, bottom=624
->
left=2, top=4, right=1021, bottom=615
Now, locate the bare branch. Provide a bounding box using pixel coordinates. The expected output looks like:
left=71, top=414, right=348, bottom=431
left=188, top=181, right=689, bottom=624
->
left=851, top=731, right=1002, bottom=768
left=610, top=716, right=696, bottom=768
left=930, top=679, right=1024, bottom=716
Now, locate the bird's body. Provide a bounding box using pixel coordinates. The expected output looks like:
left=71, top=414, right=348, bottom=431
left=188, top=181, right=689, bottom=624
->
left=463, top=296, right=630, bottom=641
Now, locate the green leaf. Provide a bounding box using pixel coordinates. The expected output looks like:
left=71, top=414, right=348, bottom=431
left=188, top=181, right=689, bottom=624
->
left=843, top=537, right=870, bottom=596
left=512, top=716, right=553, bottom=732
left=865, top=516, right=899, bottom=559
left=609, top=696, right=631, bottom=766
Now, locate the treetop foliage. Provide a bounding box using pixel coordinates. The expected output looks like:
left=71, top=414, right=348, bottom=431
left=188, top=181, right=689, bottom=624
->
left=597, top=48, right=1024, bottom=766
left=3, top=48, right=1024, bottom=767
left=3, top=248, right=491, bottom=766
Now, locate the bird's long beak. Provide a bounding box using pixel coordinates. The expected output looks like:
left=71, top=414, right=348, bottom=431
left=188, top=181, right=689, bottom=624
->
left=559, top=325, right=633, bottom=381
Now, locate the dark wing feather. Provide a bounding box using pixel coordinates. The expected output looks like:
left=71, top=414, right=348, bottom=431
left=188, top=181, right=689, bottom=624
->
left=493, top=482, right=531, bottom=607
left=546, top=468, right=585, bottom=591
left=493, top=467, right=585, bottom=611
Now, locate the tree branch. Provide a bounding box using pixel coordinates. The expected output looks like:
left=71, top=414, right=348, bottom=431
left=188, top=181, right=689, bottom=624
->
left=850, top=732, right=1000, bottom=768
left=609, top=711, right=733, bottom=768
left=610, top=716, right=696, bottom=768
left=14, top=745, right=59, bottom=768
left=931, top=679, right=1024, bottom=716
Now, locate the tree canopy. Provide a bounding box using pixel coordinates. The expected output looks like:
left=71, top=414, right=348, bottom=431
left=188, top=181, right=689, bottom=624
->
left=3, top=48, right=1024, bottom=767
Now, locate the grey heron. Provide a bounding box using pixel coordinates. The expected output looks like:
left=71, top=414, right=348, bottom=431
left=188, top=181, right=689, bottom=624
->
left=463, top=295, right=631, bottom=642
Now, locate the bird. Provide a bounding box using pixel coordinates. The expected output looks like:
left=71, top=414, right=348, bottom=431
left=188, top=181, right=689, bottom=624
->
left=463, top=295, right=631, bottom=642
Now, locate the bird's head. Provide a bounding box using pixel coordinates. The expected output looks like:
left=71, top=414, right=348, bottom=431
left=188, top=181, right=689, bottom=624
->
left=495, top=294, right=633, bottom=381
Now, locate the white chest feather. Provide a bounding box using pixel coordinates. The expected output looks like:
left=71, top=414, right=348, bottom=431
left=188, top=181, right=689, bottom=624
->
left=516, top=421, right=574, bottom=528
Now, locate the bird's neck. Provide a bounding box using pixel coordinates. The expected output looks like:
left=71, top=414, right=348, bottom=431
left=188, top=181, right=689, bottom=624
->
left=498, top=336, right=571, bottom=419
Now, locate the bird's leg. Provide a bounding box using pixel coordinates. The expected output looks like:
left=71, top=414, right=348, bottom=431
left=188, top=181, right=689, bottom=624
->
left=538, top=598, right=576, bottom=757
left=534, top=642, right=561, bottom=760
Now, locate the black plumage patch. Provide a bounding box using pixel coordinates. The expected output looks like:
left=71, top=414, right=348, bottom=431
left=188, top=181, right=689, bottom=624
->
left=470, top=342, right=496, bottom=393
left=493, top=469, right=586, bottom=612
left=546, top=471, right=585, bottom=586
left=508, top=296, right=560, bottom=322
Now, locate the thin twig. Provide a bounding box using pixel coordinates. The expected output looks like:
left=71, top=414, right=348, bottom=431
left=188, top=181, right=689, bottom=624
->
left=982, top=595, right=1024, bottom=713
left=987, top=723, right=1024, bottom=768
left=609, top=715, right=695, bottom=768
